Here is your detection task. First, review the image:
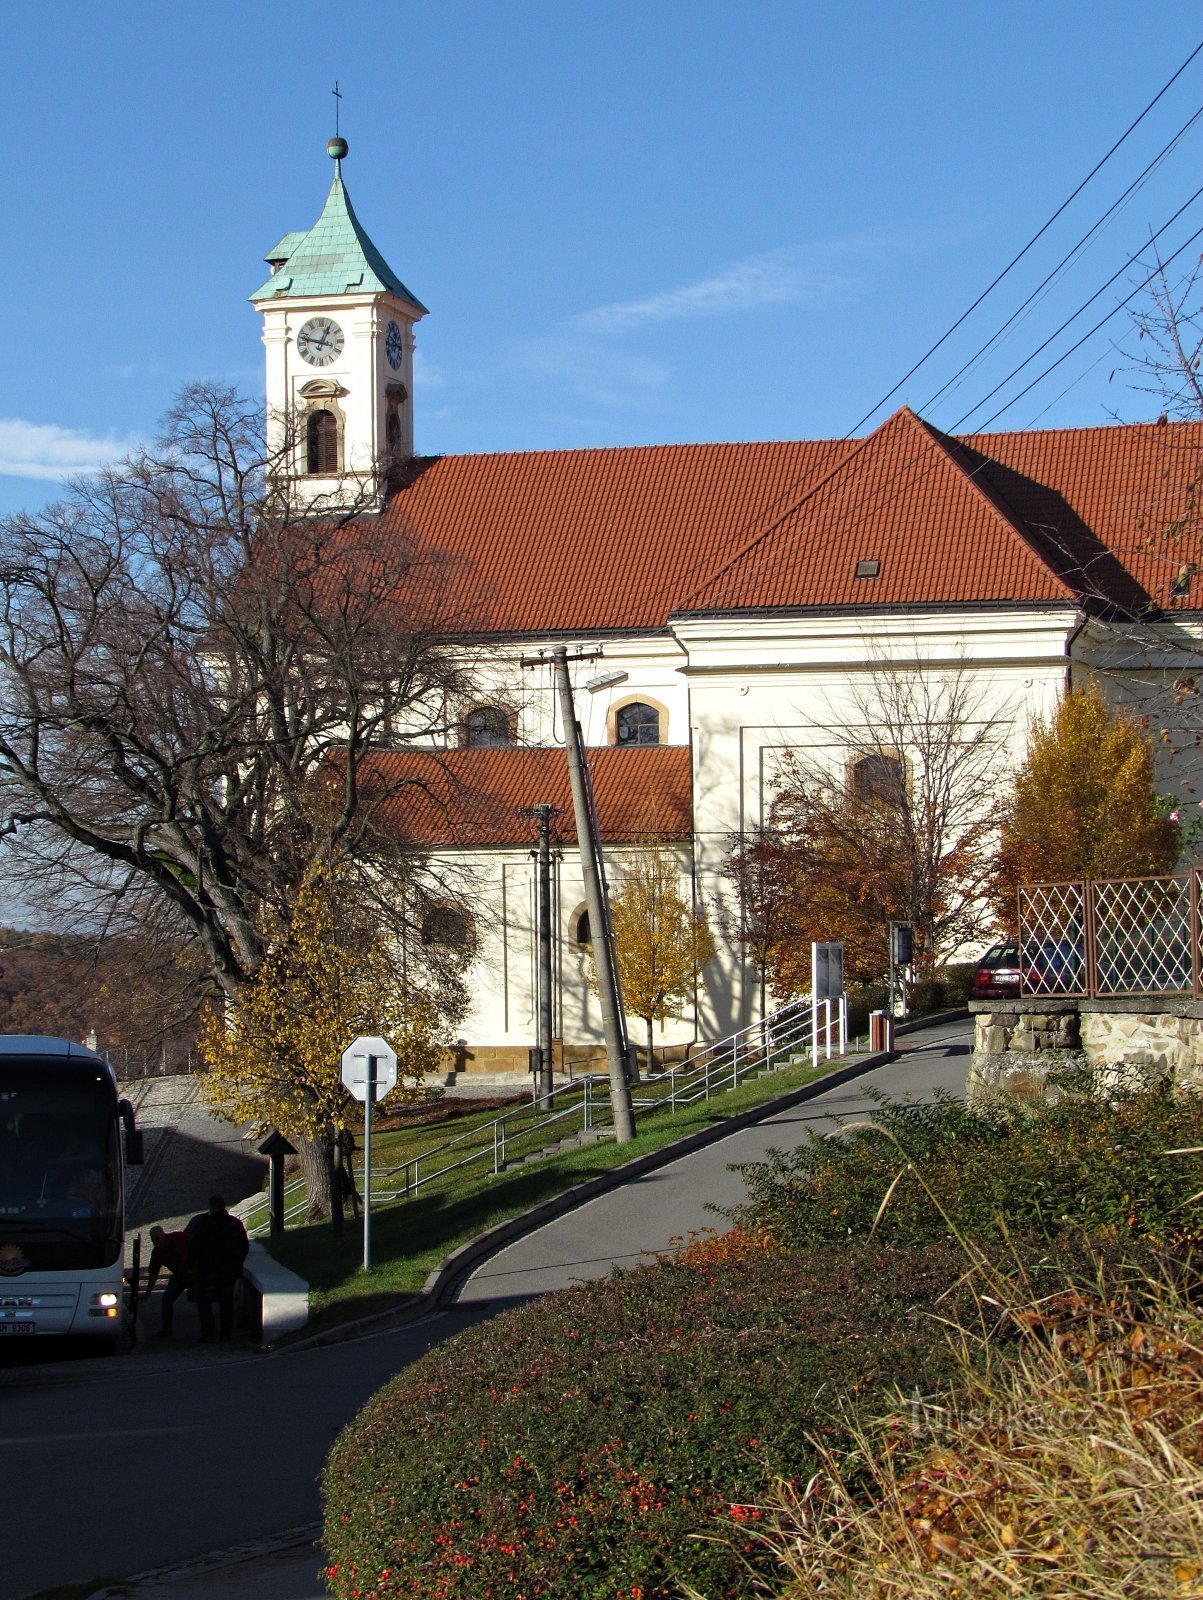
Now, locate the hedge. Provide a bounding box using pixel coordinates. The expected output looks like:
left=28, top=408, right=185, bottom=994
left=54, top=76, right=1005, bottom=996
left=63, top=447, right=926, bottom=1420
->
left=323, top=1239, right=974, bottom=1600
left=730, top=1086, right=1203, bottom=1252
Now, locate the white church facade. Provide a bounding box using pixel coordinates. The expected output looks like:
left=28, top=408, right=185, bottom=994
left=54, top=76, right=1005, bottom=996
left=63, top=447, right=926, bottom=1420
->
left=252, top=140, right=1203, bottom=1076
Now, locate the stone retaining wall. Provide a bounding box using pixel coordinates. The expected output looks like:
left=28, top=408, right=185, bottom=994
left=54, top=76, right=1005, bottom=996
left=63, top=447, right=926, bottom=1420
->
left=970, top=997, right=1203, bottom=1102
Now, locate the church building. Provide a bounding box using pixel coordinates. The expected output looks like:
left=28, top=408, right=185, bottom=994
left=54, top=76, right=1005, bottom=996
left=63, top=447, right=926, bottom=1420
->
left=251, top=140, right=1203, bottom=1077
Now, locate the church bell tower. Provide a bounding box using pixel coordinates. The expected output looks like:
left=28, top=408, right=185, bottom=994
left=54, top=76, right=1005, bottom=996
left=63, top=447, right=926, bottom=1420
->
left=250, top=137, right=427, bottom=511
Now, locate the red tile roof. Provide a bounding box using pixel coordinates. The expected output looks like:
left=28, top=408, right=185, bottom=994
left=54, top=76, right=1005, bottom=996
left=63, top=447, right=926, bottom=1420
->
left=365, top=409, right=1203, bottom=629
left=364, top=745, right=692, bottom=849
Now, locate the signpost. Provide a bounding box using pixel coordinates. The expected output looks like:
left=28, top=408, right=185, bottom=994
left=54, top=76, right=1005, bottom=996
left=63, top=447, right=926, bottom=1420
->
left=810, top=942, right=846, bottom=1068
left=340, top=1035, right=398, bottom=1271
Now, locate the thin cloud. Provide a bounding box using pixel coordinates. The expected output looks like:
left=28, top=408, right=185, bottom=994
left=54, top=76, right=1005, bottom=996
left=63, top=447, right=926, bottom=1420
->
left=0, top=418, right=138, bottom=481
left=571, top=233, right=913, bottom=334
left=511, top=335, right=669, bottom=409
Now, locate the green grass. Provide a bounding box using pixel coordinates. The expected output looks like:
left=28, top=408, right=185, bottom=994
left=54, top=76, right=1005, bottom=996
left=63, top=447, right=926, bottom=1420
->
left=262, top=1049, right=850, bottom=1338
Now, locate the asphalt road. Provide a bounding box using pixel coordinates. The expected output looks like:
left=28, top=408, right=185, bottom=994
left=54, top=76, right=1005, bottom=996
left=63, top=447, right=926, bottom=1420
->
left=1, top=1017, right=971, bottom=1600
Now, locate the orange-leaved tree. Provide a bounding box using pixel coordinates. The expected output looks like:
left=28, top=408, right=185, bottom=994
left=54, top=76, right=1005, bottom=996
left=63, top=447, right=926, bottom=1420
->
left=725, top=662, right=1007, bottom=993
left=991, top=687, right=1180, bottom=931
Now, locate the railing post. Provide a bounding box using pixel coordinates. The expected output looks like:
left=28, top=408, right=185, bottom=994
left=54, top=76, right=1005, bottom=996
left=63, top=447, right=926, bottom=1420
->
left=1193, top=869, right=1201, bottom=1001
left=824, top=997, right=832, bottom=1058
left=811, top=994, right=820, bottom=1070
left=670, top=1066, right=676, bottom=1112
left=584, top=1077, right=592, bottom=1132
left=1083, top=880, right=1097, bottom=999
left=732, top=1033, right=739, bottom=1091
left=839, top=994, right=847, bottom=1055
left=493, top=1123, right=500, bottom=1175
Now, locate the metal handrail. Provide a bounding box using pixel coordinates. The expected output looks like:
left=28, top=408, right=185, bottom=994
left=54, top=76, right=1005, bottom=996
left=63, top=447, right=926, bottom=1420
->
left=244, top=993, right=847, bottom=1234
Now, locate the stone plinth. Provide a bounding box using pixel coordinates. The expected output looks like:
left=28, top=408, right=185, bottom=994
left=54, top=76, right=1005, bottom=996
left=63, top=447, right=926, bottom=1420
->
left=970, top=997, right=1203, bottom=1102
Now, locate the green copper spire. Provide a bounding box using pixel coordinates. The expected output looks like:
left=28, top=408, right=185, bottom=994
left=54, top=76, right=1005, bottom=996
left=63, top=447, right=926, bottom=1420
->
left=250, top=139, right=427, bottom=310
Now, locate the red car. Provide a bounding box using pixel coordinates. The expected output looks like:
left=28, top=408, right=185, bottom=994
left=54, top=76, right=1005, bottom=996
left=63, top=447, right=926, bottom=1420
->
left=971, top=943, right=1022, bottom=999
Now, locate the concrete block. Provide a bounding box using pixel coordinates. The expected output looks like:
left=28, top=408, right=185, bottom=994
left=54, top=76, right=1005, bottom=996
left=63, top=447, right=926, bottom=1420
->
left=243, top=1241, right=309, bottom=1343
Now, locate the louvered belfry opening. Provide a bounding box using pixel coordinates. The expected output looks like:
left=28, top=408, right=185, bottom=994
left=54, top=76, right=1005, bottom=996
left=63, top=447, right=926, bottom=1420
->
left=306, top=408, right=339, bottom=475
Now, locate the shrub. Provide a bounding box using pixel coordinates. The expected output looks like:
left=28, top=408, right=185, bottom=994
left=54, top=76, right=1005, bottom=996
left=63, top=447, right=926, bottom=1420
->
left=725, top=1257, right=1203, bottom=1598
left=322, top=1241, right=975, bottom=1600
left=730, top=1087, right=1203, bottom=1252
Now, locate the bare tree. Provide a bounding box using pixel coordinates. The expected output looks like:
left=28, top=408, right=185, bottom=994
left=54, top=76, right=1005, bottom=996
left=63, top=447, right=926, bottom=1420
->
left=719, top=824, right=795, bottom=1020
left=729, top=660, right=1011, bottom=991
left=0, top=383, right=482, bottom=1011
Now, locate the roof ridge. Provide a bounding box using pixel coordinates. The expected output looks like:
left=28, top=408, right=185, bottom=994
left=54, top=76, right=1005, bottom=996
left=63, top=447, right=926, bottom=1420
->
left=908, top=413, right=1079, bottom=602
left=667, top=426, right=880, bottom=611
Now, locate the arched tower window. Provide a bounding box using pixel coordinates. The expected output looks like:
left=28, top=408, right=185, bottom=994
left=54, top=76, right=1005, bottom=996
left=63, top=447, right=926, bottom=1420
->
left=306, top=409, right=339, bottom=475
left=614, top=701, right=661, bottom=747
left=574, top=908, right=591, bottom=947
left=463, top=706, right=513, bottom=748
left=386, top=408, right=401, bottom=454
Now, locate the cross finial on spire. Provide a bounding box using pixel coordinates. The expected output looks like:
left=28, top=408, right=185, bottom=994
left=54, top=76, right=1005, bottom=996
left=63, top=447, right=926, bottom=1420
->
left=328, top=82, right=348, bottom=163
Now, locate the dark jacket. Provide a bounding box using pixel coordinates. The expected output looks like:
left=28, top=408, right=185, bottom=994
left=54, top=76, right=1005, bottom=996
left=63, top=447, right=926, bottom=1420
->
left=186, top=1209, right=249, bottom=1285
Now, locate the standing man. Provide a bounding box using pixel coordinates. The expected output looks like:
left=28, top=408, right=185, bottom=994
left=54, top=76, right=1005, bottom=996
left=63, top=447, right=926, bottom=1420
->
left=144, top=1224, right=193, bottom=1339
left=185, top=1195, right=250, bottom=1343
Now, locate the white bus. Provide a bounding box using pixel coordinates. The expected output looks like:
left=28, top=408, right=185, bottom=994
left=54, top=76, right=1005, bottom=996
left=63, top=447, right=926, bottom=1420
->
left=0, top=1035, right=144, bottom=1346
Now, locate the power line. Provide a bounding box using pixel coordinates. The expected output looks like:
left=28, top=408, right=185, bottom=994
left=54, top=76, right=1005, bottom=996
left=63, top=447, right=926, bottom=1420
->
left=845, top=38, right=1203, bottom=438
left=918, top=105, right=1203, bottom=419
left=957, top=218, right=1203, bottom=432
left=946, top=185, right=1203, bottom=429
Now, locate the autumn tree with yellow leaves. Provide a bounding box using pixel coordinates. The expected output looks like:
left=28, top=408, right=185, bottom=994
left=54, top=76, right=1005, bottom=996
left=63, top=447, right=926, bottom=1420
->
left=991, top=688, right=1180, bottom=930
left=601, top=850, right=715, bottom=1076
left=199, top=861, right=447, bottom=1218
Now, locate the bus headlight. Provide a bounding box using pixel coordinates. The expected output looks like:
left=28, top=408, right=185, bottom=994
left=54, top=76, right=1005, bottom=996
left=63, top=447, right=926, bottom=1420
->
left=89, top=1292, right=120, bottom=1317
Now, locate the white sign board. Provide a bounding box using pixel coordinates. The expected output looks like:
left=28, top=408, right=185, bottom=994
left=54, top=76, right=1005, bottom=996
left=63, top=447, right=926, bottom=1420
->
left=340, top=1036, right=398, bottom=1102
left=811, top=941, right=845, bottom=1002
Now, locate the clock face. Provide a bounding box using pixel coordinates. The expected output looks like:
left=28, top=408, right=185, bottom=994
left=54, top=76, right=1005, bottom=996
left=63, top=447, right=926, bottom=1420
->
left=296, top=316, right=345, bottom=368
left=386, top=320, right=404, bottom=371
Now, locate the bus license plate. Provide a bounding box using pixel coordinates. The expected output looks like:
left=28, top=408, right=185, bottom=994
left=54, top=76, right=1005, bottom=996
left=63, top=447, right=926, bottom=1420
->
left=0, top=1323, right=34, bottom=1336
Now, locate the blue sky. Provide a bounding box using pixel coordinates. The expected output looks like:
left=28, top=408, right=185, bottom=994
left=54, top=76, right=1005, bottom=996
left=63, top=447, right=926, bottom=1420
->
left=0, top=2, right=1200, bottom=520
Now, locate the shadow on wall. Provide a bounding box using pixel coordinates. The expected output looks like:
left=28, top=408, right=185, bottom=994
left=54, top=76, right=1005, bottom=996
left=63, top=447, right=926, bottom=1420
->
left=126, top=1126, right=266, bottom=1228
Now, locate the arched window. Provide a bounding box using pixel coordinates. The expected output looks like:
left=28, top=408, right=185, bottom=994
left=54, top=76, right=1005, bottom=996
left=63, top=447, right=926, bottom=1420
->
left=614, top=701, right=660, bottom=747
left=849, top=752, right=905, bottom=805
left=386, top=407, right=401, bottom=453
left=463, top=706, right=512, bottom=748
left=306, top=409, right=339, bottom=475
left=420, top=904, right=475, bottom=951
left=574, top=908, right=591, bottom=947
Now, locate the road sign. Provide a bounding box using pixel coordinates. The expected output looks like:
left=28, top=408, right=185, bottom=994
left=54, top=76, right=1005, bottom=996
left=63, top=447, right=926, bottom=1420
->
left=340, top=1036, right=398, bottom=1102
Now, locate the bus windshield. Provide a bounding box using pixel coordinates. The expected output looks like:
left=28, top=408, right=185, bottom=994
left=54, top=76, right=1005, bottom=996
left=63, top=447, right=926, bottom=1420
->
left=0, top=1057, right=122, bottom=1270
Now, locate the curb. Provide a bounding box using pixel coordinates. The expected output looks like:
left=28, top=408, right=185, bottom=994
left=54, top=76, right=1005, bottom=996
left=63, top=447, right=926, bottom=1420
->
left=284, top=1011, right=970, bottom=1351
left=81, top=1524, right=321, bottom=1599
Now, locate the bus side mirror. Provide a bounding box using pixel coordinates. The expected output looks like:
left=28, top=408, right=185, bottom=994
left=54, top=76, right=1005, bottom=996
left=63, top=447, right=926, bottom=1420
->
left=118, top=1099, right=144, bottom=1165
